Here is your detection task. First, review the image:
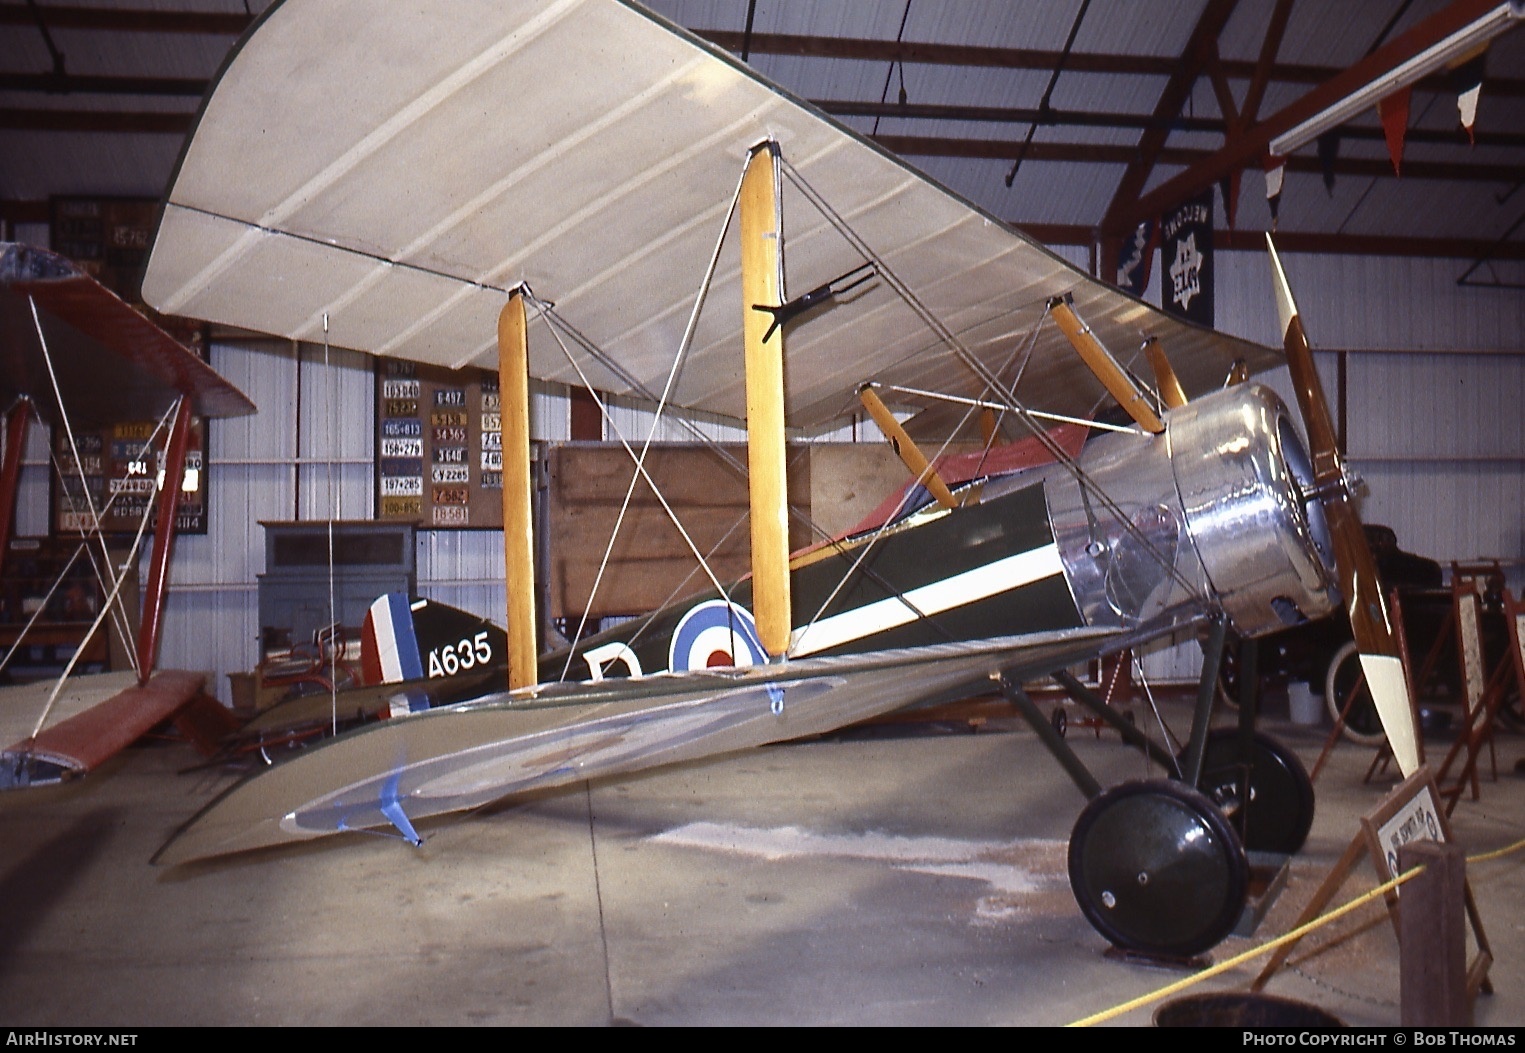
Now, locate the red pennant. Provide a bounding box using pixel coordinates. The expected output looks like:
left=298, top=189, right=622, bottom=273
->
left=1378, top=86, right=1411, bottom=176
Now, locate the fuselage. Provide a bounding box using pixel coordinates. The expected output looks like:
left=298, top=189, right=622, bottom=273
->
left=541, top=383, right=1336, bottom=686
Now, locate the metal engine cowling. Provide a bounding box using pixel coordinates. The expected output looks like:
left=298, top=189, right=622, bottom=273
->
left=1037, top=384, right=1335, bottom=641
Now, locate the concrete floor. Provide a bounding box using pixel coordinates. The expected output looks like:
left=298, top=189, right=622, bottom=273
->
left=1, top=694, right=1521, bottom=1027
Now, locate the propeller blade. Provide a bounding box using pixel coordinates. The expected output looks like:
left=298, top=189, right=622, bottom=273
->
left=1267, top=235, right=1419, bottom=776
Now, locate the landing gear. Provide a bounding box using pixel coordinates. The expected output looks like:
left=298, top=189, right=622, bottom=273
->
left=1068, top=780, right=1249, bottom=960
left=1324, top=641, right=1386, bottom=745
left=1192, top=729, right=1316, bottom=855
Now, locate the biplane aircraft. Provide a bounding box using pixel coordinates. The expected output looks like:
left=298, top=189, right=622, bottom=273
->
left=0, top=242, right=254, bottom=787
left=140, top=0, right=1420, bottom=959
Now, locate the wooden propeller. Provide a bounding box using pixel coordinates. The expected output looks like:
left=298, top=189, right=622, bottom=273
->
left=1266, top=235, right=1419, bottom=775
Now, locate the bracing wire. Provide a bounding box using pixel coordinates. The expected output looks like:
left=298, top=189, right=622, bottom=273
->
left=778, top=156, right=1205, bottom=609
left=29, top=399, right=177, bottom=739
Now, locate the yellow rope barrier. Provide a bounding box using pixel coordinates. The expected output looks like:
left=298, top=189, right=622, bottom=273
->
left=1067, top=832, right=1525, bottom=1027
left=1066, top=866, right=1424, bottom=1027
left=1467, top=834, right=1525, bottom=865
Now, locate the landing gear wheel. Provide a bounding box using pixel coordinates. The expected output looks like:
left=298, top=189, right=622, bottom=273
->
left=1192, top=729, right=1316, bottom=855
left=1068, top=780, right=1248, bottom=959
left=1215, top=637, right=1244, bottom=709
left=1324, top=641, right=1386, bottom=746
left=1051, top=707, right=1067, bottom=738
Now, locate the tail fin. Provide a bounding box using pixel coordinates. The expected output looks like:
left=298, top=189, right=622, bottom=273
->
left=360, top=594, right=507, bottom=685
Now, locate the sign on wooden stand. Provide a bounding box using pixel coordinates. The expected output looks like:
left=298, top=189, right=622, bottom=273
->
left=1253, top=767, right=1492, bottom=1005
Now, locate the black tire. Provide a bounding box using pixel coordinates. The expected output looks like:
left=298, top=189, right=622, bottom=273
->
left=1068, top=780, right=1248, bottom=959
left=1191, top=729, right=1316, bottom=855
left=1215, top=639, right=1243, bottom=709
left=1051, top=707, right=1068, bottom=738
left=1324, top=642, right=1386, bottom=746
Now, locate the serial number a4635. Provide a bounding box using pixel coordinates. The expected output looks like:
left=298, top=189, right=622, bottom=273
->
left=427, top=630, right=494, bottom=678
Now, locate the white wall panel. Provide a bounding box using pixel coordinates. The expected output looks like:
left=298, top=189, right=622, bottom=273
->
left=14, top=421, right=51, bottom=537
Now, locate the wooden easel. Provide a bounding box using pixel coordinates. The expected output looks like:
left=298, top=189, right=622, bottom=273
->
left=1435, top=582, right=1525, bottom=815
left=1252, top=767, right=1492, bottom=996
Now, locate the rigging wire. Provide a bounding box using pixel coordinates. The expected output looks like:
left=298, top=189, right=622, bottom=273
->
left=45, top=406, right=177, bottom=673
left=778, top=156, right=1205, bottom=608
left=28, top=399, right=176, bottom=739
left=1004, top=0, right=1092, bottom=187
left=527, top=293, right=740, bottom=680
left=30, top=295, right=145, bottom=679
left=532, top=300, right=964, bottom=656
left=323, top=312, right=340, bottom=738
left=533, top=156, right=750, bottom=679
left=871, top=0, right=914, bottom=138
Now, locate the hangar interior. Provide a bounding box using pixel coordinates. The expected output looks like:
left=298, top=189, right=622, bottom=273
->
left=1, top=0, right=1524, bottom=1028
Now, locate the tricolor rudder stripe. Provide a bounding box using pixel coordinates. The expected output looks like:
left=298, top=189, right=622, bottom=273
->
left=361, top=593, right=425, bottom=685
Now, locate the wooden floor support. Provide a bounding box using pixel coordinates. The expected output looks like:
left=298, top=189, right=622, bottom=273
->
left=1400, top=840, right=1470, bottom=1026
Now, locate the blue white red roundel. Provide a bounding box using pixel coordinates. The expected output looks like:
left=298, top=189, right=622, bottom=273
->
left=668, top=600, right=768, bottom=673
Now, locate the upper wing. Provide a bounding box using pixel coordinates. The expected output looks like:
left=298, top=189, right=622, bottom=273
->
left=156, top=626, right=1115, bottom=864
left=143, top=0, right=1272, bottom=431
left=1, top=242, right=254, bottom=426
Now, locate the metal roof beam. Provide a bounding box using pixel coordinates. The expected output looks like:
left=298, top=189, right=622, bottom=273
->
left=821, top=101, right=1524, bottom=147
left=0, top=3, right=250, bottom=34
left=874, top=134, right=1525, bottom=183
left=696, top=27, right=1525, bottom=97
left=1099, top=0, right=1242, bottom=239
left=1111, top=0, right=1525, bottom=234
left=1018, top=224, right=1525, bottom=260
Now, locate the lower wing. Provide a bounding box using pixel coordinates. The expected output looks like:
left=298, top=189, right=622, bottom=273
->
left=156, top=627, right=1116, bottom=864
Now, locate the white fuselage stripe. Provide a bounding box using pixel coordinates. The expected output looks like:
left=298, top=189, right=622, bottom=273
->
left=789, top=542, right=1065, bottom=657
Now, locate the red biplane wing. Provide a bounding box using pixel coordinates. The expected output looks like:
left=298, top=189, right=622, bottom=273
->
left=2, top=242, right=254, bottom=427
left=1, top=243, right=253, bottom=787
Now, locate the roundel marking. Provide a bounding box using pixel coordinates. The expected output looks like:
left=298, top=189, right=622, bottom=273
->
left=668, top=600, right=768, bottom=673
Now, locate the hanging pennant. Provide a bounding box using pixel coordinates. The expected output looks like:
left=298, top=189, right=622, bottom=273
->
left=1317, top=131, right=1340, bottom=194
left=1378, top=86, right=1412, bottom=175
left=1219, top=170, right=1241, bottom=231
left=1114, top=218, right=1155, bottom=297
left=1451, top=52, right=1485, bottom=144
left=1162, top=187, right=1213, bottom=327
left=1264, top=157, right=1285, bottom=229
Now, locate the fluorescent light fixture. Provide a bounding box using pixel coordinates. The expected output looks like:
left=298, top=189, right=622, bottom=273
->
left=1270, top=0, right=1524, bottom=156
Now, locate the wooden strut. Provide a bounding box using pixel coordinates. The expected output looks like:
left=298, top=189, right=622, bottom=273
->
left=1048, top=296, right=1165, bottom=434
left=498, top=292, right=539, bottom=691
left=1143, top=337, right=1187, bottom=409
left=856, top=384, right=959, bottom=510
left=136, top=397, right=193, bottom=684
left=739, top=141, right=792, bottom=659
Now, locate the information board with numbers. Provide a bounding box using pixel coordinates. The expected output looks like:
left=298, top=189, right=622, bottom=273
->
left=51, top=419, right=209, bottom=536
left=374, top=360, right=505, bottom=529
left=47, top=197, right=214, bottom=537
